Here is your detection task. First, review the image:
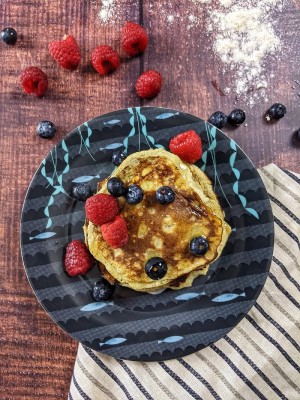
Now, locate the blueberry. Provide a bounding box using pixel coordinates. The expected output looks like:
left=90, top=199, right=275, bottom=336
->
left=112, top=149, right=126, bottom=166
left=126, top=184, right=144, bottom=204
left=107, top=177, right=126, bottom=197
left=189, top=236, right=209, bottom=256
left=228, top=109, right=246, bottom=126
left=268, top=103, right=286, bottom=120
left=72, top=183, right=91, bottom=201
left=36, top=120, right=56, bottom=139
left=156, top=186, right=175, bottom=204
left=92, top=279, right=115, bottom=301
left=208, top=111, right=227, bottom=129
left=1, top=27, right=18, bottom=45
left=296, top=129, right=300, bottom=141
left=145, top=257, right=168, bottom=280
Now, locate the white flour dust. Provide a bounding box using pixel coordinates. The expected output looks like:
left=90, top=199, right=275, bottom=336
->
left=97, top=0, right=291, bottom=106
left=98, top=0, right=117, bottom=23
left=207, top=0, right=283, bottom=105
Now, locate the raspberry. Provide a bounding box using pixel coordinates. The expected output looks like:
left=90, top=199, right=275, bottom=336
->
left=49, top=35, right=81, bottom=70
left=85, top=194, right=119, bottom=226
left=101, top=215, right=129, bottom=248
left=19, top=67, right=48, bottom=97
left=65, top=240, right=93, bottom=276
left=121, top=21, right=148, bottom=57
left=91, top=45, right=120, bottom=75
left=135, top=70, right=162, bottom=99
left=169, top=130, right=202, bottom=163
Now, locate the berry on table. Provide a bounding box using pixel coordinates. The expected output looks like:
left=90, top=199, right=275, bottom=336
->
left=93, top=279, right=115, bottom=301
left=169, top=130, right=202, bottom=163
left=72, top=183, right=92, bottom=201
left=126, top=184, right=144, bottom=204
left=135, top=70, right=162, bottom=99
left=228, top=109, right=246, bottom=126
left=145, top=257, right=168, bottom=280
left=101, top=215, right=129, bottom=248
left=36, top=121, right=56, bottom=139
left=49, top=35, right=81, bottom=70
left=121, top=21, right=149, bottom=57
left=189, top=236, right=209, bottom=256
left=64, top=240, right=93, bottom=276
left=19, top=66, right=48, bottom=97
left=296, top=129, right=300, bottom=141
left=112, top=149, right=127, bottom=166
left=267, top=103, right=286, bottom=120
left=107, top=177, right=126, bottom=197
left=85, top=193, right=119, bottom=226
left=156, top=186, right=175, bottom=204
left=208, top=111, right=227, bottom=129
left=91, top=45, right=120, bottom=75
left=1, top=27, right=18, bottom=45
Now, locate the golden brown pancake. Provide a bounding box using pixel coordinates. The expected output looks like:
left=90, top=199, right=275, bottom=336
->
left=85, top=149, right=231, bottom=292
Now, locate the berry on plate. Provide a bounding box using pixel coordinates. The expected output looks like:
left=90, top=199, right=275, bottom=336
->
left=93, top=279, right=115, bottom=301
left=85, top=194, right=119, bottom=226
left=107, top=177, right=126, bottom=197
left=1, top=27, right=18, bottom=45
left=49, top=35, right=81, bottom=70
left=91, top=45, right=120, bottom=75
left=36, top=121, right=56, bottom=139
left=189, top=236, right=209, bottom=256
left=267, top=103, right=286, bottom=120
left=112, top=149, right=126, bottom=166
left=19, top=66, right=48, bottom=97
left=72, top=183, right=92, bottom=201
left=145, top=257, right=168, bottom=280
left=169, top=130, right=202, bottom=163
left=121, top=21, right=148, bottom=57
left=156, top=186, right=175, bottom=204
left=208, top=111, right=227, bottom=129
left=228, top=109, right=246, bottom=126
left=126, top=184, right=144, bottom=204
left=65, top=240, right=93, bottom=276
left=101, top=215, right=129, bottom=248
left=135, top=70, right=162, bottom=99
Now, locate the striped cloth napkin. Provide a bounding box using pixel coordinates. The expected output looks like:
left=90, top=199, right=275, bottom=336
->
left=68, top=164, right=300, bottom=400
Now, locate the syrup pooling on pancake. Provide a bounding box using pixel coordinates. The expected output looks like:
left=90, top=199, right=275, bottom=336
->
left=85, top=149, right=231, bottom=292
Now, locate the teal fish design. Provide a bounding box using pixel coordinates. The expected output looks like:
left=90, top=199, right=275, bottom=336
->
left=155, top=112, right=179, bottom=120
left=72, top=175, right=100, bottom=183
left=175, top=292, right=205, bottom=301
left=100, top=143, right=123, bottom=151
left=29, top=232, right=57, bottom=240
left=103, top=119, right=121, bottom=125
left=100, top=337, right=127, bottom=347
left=80, top=302, right=113, bottom=312
left=158, top=336, right=183, bottom=344
left=212, top=292, right=246, bottom=302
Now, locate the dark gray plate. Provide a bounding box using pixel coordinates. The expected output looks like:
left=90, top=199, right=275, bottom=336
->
left=20, top=107, right=274, bottom=361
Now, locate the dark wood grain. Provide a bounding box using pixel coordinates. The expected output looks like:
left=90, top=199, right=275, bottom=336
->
left=0, top=1, right=299, bottom=399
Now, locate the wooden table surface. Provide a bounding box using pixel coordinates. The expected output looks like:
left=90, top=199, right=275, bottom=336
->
left=0, top=1, right=299, bottom=399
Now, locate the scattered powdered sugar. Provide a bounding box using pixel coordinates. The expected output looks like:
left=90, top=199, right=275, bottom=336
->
left=190, top=0, right=285, bottom=105
left=99, top=0, right=116, bottom=23
left=97, top=0, right=291, bottom=106
left=166, top=15, right=175, bottom=24
left=207, top=1, right=283, bottom=104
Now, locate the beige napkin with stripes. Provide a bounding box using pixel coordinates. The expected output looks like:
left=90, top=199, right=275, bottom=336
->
left=69, top=164, right=300, bottom=400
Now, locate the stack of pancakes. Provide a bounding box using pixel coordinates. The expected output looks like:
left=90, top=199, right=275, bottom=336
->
left=84, top=149, right=231, bottom=292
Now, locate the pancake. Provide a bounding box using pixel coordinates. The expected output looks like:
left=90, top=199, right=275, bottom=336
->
left=85, top=149, right=231, bottom=292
